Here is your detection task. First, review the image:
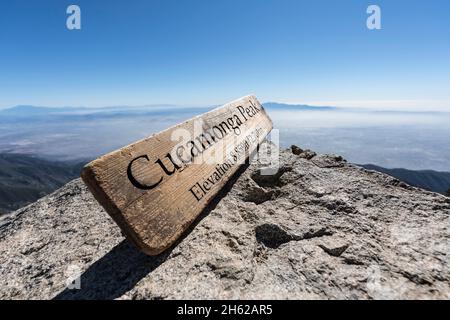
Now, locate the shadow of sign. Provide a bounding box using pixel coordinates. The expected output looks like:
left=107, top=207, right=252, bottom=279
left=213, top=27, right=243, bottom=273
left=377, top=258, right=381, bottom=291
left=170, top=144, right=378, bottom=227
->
left=53, top=239, right=168, bottom=300
left=53, top=163, right=250, bottom=300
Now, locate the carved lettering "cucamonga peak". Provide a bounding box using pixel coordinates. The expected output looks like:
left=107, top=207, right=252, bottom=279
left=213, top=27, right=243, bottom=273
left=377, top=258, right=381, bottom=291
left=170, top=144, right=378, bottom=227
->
left=126, top=103, right=262, bottom=191
left=81, top=95, right=273, bottom=255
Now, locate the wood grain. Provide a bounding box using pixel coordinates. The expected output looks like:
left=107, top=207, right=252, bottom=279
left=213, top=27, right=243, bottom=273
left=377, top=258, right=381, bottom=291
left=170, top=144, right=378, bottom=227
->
left=81, top=95, right=273, bottom=255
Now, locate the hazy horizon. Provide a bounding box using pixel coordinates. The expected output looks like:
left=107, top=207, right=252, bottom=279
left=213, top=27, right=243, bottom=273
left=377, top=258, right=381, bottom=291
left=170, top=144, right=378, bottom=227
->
left=1, top=1, right=449, bottom=111
left=2, top=101, right=450, bottom=114
left=2, top=104, right=450, bottom=172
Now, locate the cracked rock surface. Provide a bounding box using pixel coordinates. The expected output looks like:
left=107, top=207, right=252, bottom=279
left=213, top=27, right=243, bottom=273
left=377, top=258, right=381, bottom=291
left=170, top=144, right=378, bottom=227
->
left=1, top=146, right=449, bottom=299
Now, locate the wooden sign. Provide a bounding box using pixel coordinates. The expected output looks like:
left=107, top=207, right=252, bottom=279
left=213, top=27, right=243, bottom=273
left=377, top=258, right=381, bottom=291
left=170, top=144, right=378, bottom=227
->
left=81, top=95, right=273, bottom=255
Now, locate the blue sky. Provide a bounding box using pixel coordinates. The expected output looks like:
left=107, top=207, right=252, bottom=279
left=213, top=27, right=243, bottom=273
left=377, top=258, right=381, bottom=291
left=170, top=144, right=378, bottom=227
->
left=0, top=0, right=449, bottom=110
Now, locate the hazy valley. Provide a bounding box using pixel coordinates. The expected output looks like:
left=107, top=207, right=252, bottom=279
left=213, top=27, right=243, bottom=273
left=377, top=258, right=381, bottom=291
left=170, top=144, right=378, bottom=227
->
left=1, top=103, right=450, bottom=214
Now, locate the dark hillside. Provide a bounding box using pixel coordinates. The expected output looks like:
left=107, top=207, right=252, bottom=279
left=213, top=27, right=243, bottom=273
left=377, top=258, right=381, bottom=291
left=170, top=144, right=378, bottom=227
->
left=0, top=154, right=85, bottom=214
left=361, top=164, right=450, bottom=195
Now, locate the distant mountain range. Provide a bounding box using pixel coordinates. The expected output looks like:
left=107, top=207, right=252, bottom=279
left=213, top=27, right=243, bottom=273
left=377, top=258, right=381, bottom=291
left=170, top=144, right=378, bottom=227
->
left=0, top=104, right=181, bottom=114
left=0, top=154, right=85, bottom=214
left=4, top=103, right=450, bottom=115
left=0, top=104, right=216, bottom=126
left=0, top=153, right=448, bottom=215
left=361, top=164, right=450, bottom=195
left=263, top=102, right=336, bottom=111
left=0, top=102, right=336, bottom=116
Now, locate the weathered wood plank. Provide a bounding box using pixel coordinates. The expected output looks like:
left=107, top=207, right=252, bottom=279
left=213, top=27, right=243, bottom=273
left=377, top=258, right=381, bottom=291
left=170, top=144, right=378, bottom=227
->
left=81, top=95, right=273, bottom=255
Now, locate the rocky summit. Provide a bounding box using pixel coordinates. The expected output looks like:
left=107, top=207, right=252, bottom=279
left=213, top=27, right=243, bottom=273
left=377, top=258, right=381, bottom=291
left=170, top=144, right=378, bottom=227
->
left=1, top=145, right=449, bottom=300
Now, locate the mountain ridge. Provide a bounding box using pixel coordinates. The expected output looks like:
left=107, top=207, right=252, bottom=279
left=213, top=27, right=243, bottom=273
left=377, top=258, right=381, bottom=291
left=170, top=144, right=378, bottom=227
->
left=361, top=164, right=450, bottom=195
left=1, top=146, right=449, bottom=299
left=263, top=102, right=336, bottom=111
left=1, top=102, right=336, bottom=114
left=0, top=154, right=85, bottom=214
left=1, top=153, right=449, bottom=216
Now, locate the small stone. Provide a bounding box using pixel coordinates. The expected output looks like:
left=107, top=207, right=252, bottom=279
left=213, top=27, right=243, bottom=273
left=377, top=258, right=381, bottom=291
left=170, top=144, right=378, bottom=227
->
left=299, top=150, right=317, bottom=160
left=319, top=243, right=349, bottom=257
left=291, top=145, right=304, bottom=155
